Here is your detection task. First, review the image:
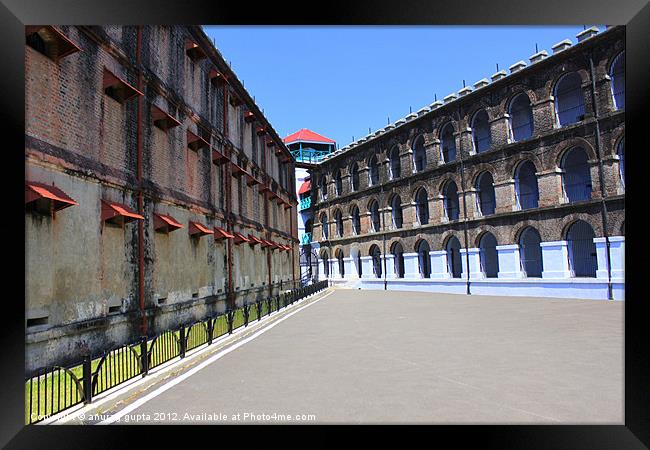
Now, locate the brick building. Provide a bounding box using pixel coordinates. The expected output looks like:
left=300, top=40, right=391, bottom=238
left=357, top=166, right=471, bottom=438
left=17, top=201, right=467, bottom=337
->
left=25, top=25, right=299, bottom=371
left=310, top=26, right=624, bottom=300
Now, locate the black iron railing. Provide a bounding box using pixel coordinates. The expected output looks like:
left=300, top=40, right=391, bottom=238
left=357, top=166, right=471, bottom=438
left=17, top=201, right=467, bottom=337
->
left=24, top=279, right=329, bottom=424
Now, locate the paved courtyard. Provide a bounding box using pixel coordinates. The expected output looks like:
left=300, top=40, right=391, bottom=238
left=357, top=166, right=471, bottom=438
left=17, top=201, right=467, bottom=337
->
left=95, top=289, right=623, bottom=424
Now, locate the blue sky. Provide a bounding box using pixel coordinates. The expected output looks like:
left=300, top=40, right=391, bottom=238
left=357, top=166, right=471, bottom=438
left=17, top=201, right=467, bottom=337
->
left=203, top=26, right=589, bottom=148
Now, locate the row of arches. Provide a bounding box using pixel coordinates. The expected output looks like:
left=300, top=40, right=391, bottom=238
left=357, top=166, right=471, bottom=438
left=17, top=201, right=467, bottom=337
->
left=319, top=53, right=625, bottom=198
left=320, top=220, right=602, bottom=280
left=317, top=145, right=610, bottom=239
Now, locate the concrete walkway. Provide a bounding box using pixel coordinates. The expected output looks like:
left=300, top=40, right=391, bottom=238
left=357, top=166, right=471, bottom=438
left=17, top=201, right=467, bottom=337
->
left=91, top=290, right=623, bottom=424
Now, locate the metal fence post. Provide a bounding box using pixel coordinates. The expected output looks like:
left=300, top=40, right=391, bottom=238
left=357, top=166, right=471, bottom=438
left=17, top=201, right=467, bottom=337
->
left=140, top=337, right=148, bottom=378
left=179, top=326, right=186, bottom=359
left=257, top=301, right=262, bottom=321
left=244, top=304, right=249, bottom=327
left=207, top=318, right=214, bottom=345
left=227, top=310, right=233, bottom=334
left=82, top=355, right=93, bottom=404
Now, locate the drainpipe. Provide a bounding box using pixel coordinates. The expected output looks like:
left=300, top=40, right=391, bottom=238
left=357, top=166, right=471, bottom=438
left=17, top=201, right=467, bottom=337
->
left=290, top=205, right=296, bottom=289
left=136, top=26, right=147, bottom=335
left=588, top=51, right=614, bottom=300
left=224, top=86, right=235, bottom=310
left=457, top=105, right=472, bottom=295
left=263, top=132, right=272, bottom=297
left=381, top=184, right=388, bottom=289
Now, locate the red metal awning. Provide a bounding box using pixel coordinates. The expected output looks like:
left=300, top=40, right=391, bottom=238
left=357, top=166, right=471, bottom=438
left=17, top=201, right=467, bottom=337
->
left=212, top=148, right=229, bottom=165
left=151, top=104, right=181, bottom=131
left=229, top=89, right=243, bottom=107
left=153, top=213, right=183, bottom=233
left=266, top=140, right=276, bottom=148
left=298, top=180, right=311, bottom=195
left=186, top=40, right=207, bottom=62
left=26, top=181, right=78, bottom=213
left=248, top=234, right=263, bottom=246
left=189, top=221, right=214, bottom=237
left=283, top=201, right=292, bottom=210
left=103, top=68, right=143, bottom=104
left=233, top=232, right=250, bottom=245
left=101, top=200, right=144, bottom=224
left=214, top=226, right=234, bottom=240
left=209, top=68, right=228, bottom=86
left=259, top=184, right=270, bottom=193
left=25, top=26, right=82, bottom=62
left=256, top=126, right=266, bottom=136
left=244, top=111, right=256, bottom=123
left=230, top=162, right=246, bottom=178
left=245, top=172, right=259, bottom=187
left=187, top=130, right=210, bottom=151
left=260, top=239, right=272, bottom=248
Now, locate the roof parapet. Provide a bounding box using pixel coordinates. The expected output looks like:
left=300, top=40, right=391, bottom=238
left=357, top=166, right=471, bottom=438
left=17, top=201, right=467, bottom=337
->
left=529, top=50, right=548, bottom=64
left=473, top=78, right=489, bottom=89
left=552, top=39, right=572, bottom=53
left=406, top=112, right=418, bottom=121
left=576, top=26, right=599, bottom=42
left=458, top=86, right=473, bottom=96
left=395, top=118, right=406, bottom=126
left=491, top=70, right=507, bottom=82
left=417, top=106, right=430, bottom=116
left=429, top=100, right=443, bottom=109
left=443, top=93, right=457, bottom=103
left=509, top=60, right=527, bottom=73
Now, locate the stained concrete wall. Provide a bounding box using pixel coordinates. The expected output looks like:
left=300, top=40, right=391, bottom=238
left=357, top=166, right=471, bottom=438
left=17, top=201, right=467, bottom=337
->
left=25, top=25, right=299, bottom=371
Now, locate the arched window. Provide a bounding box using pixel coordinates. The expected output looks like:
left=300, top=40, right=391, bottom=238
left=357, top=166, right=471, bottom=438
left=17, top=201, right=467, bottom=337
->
left=509, top=93, right=534, bottom=142
left=350, top=163, right=359, bottom=191
left=440, top=123, right=456, bottom=163
left=370, top=245, right=382, bottom=278
left=515, top=160, right=539, bottom=210
left=555, top=72, right=585, bottom=126
left=445, top=236, right=462, bottom=278
left=352, top=249, right=362, bottom=277
left=471, top=110, right=492, bottom=153
left=369, top=200, right=381, bottom=232
left=415, top=188, right=429, bottom=225
left=519, top=227, right=543, bottom=278
left=351, top=206, right=361, bottom=235
left=391, top=195, right=403, bottom=229
left=413, top=136, right=426, bottom=172
left=561, top=147, right=592, bottom=203
left=389, top=146, right=401, bottom=179
left=566, top=220, right=597, bottom=278
left=443, top=181, right=459, bottom=221
left=334, top=170, right=343, bottom=196
left=319, top=176, right=328, bottom=201
left=320, top=213, right=329, bottom=240
left=391, top=242, right=405, bottom=278
left=617, top=138, right=625, bottom=188
left=478, top=232, right=499, bottom=278
left=610, top=52, right=625, bottom=110
left=475, top=172, right=496, bottom=216
left=336, top=249, right=345, bottom=278
left=417, top=240, right=431, bottom=278
left=322, top=251, right=330, bottom=277
left=369, top=156, right=380, bottom=186
left=334, top=210, right=344, bottom=237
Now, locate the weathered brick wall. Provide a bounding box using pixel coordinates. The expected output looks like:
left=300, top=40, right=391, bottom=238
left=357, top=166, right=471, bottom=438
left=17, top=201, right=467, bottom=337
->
left=25, top=25, right=298, bottom=370
left=312, top=27, right=624, bottom=261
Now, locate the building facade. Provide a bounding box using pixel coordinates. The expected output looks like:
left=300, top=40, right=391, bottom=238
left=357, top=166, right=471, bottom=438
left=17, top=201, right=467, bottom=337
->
left=285, top=129, right=336, bottom=283
left=311, top=26, right=624, bottom=300
left=25, top=25, right=299, bottom=371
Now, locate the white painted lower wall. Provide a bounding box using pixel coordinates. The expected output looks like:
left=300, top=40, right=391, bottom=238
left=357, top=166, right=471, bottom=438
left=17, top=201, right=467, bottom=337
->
left=327, top=236, right=625, bottom=301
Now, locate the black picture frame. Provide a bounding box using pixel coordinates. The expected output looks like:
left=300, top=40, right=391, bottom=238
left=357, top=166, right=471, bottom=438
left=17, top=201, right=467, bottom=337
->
left=2, top=0, right=645, bottom=447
